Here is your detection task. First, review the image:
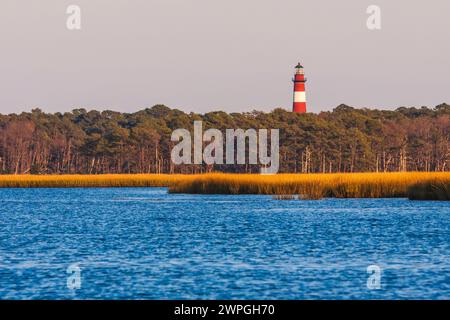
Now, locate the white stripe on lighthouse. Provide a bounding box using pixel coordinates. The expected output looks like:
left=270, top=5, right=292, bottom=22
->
left=294, top=91, right=306, bottom=103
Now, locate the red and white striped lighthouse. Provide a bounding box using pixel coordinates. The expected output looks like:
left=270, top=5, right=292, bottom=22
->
left=292, top=62, right=307, bottom=113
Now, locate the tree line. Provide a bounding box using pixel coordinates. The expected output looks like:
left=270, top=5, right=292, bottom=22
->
left=0, top=104, right=449, bottom=174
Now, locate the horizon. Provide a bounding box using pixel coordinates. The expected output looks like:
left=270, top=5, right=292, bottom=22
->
left=1, top=102, right=449, bottom=117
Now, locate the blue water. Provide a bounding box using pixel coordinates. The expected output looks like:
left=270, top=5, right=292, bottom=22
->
left=0, top=188, right=449, bottom=300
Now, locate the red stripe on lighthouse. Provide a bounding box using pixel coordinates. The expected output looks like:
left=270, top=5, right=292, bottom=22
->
left=293, top=102, right=306, bottom=113
left=294, top=83, right=305, bottom=91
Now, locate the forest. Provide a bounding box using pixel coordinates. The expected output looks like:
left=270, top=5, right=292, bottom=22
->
left=0, top=103, right=449, bottom=174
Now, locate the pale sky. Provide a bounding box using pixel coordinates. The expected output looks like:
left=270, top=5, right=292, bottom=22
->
left=0, top=0, right=449, bottom=114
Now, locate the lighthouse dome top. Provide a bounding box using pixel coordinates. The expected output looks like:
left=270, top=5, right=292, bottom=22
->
left=295, top=63, right=304, bottom=69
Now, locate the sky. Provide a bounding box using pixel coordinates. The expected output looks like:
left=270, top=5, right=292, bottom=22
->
left=0, top=0, right=449, bottom=114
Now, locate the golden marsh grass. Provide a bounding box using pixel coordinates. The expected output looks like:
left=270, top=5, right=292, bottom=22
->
left=168, top=172, right=450, bottom=200
left=0, top=174, right=190, bottom=188
left=0, top=172, right=449, bottom=200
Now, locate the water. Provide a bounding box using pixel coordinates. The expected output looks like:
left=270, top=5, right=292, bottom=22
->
left=0, top=188, right=449, bottom=300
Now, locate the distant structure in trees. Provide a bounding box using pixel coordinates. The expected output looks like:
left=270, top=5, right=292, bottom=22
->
left=292, top=62, right=307, bottom=113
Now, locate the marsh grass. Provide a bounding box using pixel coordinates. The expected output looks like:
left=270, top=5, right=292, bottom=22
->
left=0, top=174, right=191, bottom=188
left=169, top=172, right=450, bottom=199
left=407, top=179, right=450, bottom=201
left=0, top=172, right=449, bottom=200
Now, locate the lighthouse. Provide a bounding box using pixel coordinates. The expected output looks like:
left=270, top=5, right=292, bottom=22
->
left=292, top=63, right=307, bottom=113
